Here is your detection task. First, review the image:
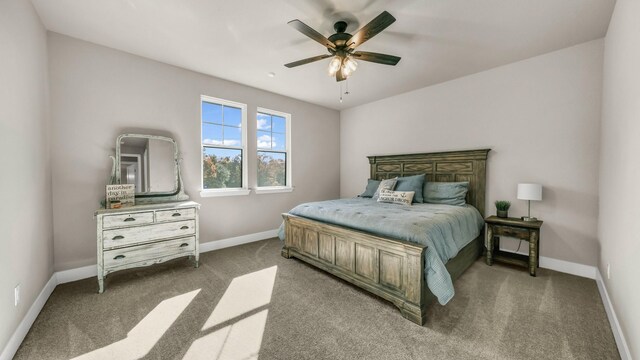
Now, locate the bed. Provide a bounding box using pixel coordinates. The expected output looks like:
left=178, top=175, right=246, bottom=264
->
left=280, top=149, right=490, bottom=325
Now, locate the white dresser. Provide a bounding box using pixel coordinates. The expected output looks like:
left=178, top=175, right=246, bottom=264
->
left=94, top=200, right=200, bottom=293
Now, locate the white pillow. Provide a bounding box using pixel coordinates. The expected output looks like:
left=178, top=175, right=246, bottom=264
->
left=372, top=178, right=398, bottom=199
left=377, top=189, right=415, bottom=206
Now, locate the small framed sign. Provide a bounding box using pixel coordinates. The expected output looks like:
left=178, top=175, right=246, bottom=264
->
left=106, top=184, right=135, bottom=209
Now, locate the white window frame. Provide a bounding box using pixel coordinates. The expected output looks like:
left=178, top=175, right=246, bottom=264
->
left=200, top=95, right=250, bottom=197
left=255, top=107, right=292, bottom=194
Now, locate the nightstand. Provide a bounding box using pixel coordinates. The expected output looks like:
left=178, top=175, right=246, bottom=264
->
left=485, top=216, right=543, bottom=276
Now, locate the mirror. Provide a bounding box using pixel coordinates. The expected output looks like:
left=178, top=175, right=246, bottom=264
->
left=114, top=134, right=189, bottom=203
left=118, top=135, right=176, bottom=194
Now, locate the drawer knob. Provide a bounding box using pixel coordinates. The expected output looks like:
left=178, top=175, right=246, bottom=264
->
left=123, top=217, right=136, bottom=222
left=112, top=235, right=125, bottom=240
left=114, top=255, right=125, bottom=260
left=180, top=243, right=189, bottom=247
left=180, top=226, right=189, bottom=230
left=172, top=213, right=182, bottom=217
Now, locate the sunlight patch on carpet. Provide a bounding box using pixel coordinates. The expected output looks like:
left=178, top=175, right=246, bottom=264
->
left=183, top=266, right=278, bottom=359
left=71, top=289, right=200, bottom=360
left=202, top=265, right=277, bottom=330
left=71, top=266, right=278, bottom=360
left=183, top=310, right=268, bottom=360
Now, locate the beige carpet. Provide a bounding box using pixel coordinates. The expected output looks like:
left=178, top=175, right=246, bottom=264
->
left=14, top=238, right=619, bottom=360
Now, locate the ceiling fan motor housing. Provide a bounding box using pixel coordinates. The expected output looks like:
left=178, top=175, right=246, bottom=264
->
left=328, top=22, right=353, bottom=49
left=333, top=21, right=348, bottom=33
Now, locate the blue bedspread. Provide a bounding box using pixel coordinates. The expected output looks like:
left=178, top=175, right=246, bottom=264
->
left=278, top=198, right=484, bottom=304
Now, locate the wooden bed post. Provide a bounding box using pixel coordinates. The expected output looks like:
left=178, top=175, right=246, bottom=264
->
left=281, top=246, right=292, bottom=259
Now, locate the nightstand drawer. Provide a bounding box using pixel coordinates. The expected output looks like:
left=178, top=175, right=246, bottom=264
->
left=492, top=225, right=529, bottom=239
left=156, top=208, right=196, bottom=222
left=103, top=211, right=155, bottom=229
left=102, top=220, right=196, bottom=249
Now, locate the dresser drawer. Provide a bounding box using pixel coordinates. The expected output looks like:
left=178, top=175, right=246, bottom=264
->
left=103, top=236, right=196, bottom=272
left=103, top=211, right=155, bottom=229
left=102, top=219, right=196, bottom=249
left=155, top=207, right=196, bottom=222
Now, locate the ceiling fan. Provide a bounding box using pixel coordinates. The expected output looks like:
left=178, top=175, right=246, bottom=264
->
left=284, top=11, right=401, bottom=82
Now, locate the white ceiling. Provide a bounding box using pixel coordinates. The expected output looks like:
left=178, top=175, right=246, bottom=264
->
left=31, top=0, right=615, bottom=110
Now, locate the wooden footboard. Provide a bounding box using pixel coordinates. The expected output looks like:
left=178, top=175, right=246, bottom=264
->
left=282, top=213, right=428, bottom=325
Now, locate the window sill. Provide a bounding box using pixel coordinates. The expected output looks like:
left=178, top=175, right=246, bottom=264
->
left=200, top=189, right=251, bottom=198
left=254, top=187, right=294, bottom=195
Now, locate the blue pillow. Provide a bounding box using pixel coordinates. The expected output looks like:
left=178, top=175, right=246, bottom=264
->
left=360, top=179, right=380, bottom=198
left=424, top=182, right=469, bottom=206
left=395, top=174, right=426, bottom=203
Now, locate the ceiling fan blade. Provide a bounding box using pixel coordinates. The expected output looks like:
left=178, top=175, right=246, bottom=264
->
left=284, top=54, right=332, bottom=68
left=288, top=20, right=336, bottom=50
left=347, top=11, right=396, bottom=49
left=352, top=51, right=401, bottom=66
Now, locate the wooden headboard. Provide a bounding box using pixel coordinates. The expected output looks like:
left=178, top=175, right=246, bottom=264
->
left=367, top=149, right=491, bottom=217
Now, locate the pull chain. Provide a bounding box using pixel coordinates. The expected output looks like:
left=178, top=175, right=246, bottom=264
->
left=339, top=79, right=352, bottom=103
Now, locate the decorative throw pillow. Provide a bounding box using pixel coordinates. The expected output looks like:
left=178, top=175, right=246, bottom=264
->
left=359, top=179, right=381, bottom=198
left=395, top=174, right=426, bottom=203
left=423, top=181, right=469, bottom=206
left=372, top=178, right=398, bottom=199
left=377, top=189, right=415, bottom=206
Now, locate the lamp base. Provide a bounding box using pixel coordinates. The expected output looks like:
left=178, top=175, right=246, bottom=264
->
left=521, top=216, right=538, bottom=222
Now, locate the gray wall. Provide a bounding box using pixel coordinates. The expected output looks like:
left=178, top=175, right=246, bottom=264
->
left=48, top=33, right=340, bottom=271
left=0, top=0, right=53, bottom=353
left=340, top=40, right=603, bottom=267
left=599, top=0, right=640, bottom=356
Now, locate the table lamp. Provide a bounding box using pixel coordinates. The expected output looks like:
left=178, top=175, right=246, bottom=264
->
left=517, top=183, right=542, bottom=221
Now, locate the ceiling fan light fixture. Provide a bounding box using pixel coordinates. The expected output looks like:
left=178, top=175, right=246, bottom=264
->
left=344, top=56, right=358, bottom=72
left=328, top=56, right=341, bottom=76
left=341, top=63, right=353, bottom=78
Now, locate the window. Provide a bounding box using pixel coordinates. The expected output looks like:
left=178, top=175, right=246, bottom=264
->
left=256, top=108, right=291, bottom=193
left=201, top=95, right=249, bottom=196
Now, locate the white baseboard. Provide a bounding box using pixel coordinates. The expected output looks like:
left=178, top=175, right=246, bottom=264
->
left=0, top=274, right=57, bottom=360
left=539, top=256, right=596, bottom=279
left=498, top=247, right=596, bottom=279
left=56, top=264, right=97, bottom=284
left=596, top=270, right=632, bottom=360
left=199, top=229, right=279, bottom=253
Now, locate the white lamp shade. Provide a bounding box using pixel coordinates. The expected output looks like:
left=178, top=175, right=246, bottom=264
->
left=517, top=183, right=542, bottom=201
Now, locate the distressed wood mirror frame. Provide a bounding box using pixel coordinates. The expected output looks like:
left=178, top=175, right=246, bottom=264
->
left=114, top=133, right=189, bottom=204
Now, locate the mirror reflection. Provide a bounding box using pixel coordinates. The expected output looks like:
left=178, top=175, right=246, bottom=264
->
left=119, top=136, right=177, bottom=194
